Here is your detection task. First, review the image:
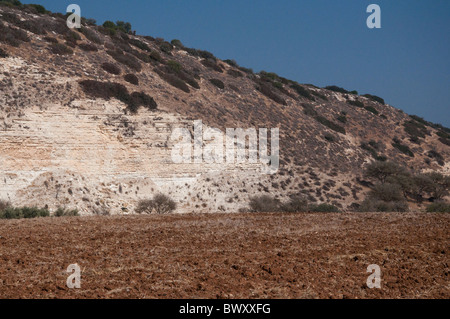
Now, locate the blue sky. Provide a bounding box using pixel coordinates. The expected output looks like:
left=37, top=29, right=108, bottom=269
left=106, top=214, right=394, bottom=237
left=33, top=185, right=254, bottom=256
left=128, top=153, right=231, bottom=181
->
left=22, top=0, right=450, bottom=126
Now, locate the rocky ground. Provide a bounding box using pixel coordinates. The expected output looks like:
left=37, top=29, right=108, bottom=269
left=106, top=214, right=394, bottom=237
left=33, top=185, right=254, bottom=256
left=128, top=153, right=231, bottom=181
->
left=0, top=212, right=448, bottom=299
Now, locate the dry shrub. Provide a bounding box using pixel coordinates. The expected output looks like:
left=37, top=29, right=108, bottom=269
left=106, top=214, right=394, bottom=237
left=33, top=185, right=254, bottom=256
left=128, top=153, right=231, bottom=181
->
left=136, top=194, right=176, bottom=214
left=50, top=43, right=73, bottom=55
left=102, top=62, right=121, bottom=75
left=78, top=43, right=98, bottom=52
left=209, top=78, right=225, bottom=89
left=124, top=73, right=139, bottom=85
left=107, top=49, right=142, bottom=72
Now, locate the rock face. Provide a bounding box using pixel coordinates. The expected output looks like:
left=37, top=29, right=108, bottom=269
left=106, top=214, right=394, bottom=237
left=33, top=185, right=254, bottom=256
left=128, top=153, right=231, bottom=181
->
left=0, top=6, right=448, bottom=214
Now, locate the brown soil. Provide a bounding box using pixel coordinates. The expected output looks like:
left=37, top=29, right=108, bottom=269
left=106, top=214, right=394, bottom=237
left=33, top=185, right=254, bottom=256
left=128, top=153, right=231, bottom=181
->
left=0, top=212, right=448, bottom=299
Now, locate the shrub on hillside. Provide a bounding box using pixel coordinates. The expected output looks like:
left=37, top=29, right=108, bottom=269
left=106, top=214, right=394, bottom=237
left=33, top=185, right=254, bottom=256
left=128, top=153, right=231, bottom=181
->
left=124, top=73, right=139, bottom=85
left=309, top=203, right=340, bottom=212
left=249, top=195, right=281, bottom=213
left=325, top=85, right=350, bottom=94
left=80, top=27, right=103, bottom=44
left=0, top=48, right=8, bottom=58
left=129, top=39, right=151, bottom=52
left=392, top=138, right=414, bottom=157
left=78, top=43, right=98, bottom=52
left=0, top=22, right=30, bottom=46
left=209, top=78, right=225, bottom=89
left=101, top=62, right=121, bottom=75
left=364, top=161, right=407, bottom=184
left=54, top=207, right=79, bottom=217
left=256, top=81, right=286, bottom=105
left=280, top=196, right=308, bottom=213
left=426, top=201, right=450, bottom=213
left=159, top=42, right=173, bottom=54
left=315, top=116, right=346, bottom=134
left=171, top=39, right=184, bottom=49
left=291, top=83, right=314, bottom=101
left=363, top=94, right=385, bottom=104
left=50, top=43, right=73, bottom=55
left=106, top=49, right=142, bottom=72
left=348, top=99, right=364, bottom=108
left=365, top=106, right=379, bottom=115
left=201, top=58, right=223, bottom=73
left=129, top=92, right=157, bottom=113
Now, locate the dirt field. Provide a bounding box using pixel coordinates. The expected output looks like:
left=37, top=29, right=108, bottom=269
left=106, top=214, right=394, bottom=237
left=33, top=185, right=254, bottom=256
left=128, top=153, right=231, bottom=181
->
left=0, top=212, right=448, bottom=299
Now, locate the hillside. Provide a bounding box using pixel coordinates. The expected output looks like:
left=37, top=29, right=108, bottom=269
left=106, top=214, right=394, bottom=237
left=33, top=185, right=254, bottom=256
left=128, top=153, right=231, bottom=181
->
left=0, top=3, right=449, bottom=214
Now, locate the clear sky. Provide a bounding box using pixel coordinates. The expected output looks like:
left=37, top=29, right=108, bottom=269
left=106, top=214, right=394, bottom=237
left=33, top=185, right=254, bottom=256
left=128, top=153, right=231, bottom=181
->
left=22, top=0, right=450, bottom=127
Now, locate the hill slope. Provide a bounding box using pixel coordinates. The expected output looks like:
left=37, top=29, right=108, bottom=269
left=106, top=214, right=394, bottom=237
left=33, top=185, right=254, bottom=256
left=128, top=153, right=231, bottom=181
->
left=0, top=4, right=449, bottom=214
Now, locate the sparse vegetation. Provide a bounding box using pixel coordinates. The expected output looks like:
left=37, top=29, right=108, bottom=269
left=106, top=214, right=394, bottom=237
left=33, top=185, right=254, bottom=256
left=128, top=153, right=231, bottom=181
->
left=392, top=138, right=414, bottom=157
left=325, top=85, right=350, bottom=94
left=363, top=94, right=385, bottom=104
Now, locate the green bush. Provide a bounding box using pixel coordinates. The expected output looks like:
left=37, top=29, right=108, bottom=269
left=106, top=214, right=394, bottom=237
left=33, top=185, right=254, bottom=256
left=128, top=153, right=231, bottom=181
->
left=325, top=85, right=350, bottom=94
left=171, top=39, right=184, bottom=48
left=26, top=4, right=47, bottom=14
left=348, top=99, right=364, bottom=108
left=129, top=39, right=151, bottom=52
left=159, top=42, right=173, bottom=54
left=0, top=206, right=50, bottom=219
left=291, top=83, right=314, bottom=101
left=256, top=81, right=286, bottom=105
left=363, top=94, right=385, bottom=104
left=167, top=60, right=183, bottom=73
left=280, top=196, right=308, bottom=213
left=426, top=202, right=450, bottom=213
left=309, top=203, right=340, bottom=212
left=54, top=207, right=79, bottom=217
left=155, top=68, right=190, bottom=93
left=369, top=183, right=404, bottom=202
left=364, top=161, right=407, bottom=184
left=365, top=106, right=379, bottom=115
